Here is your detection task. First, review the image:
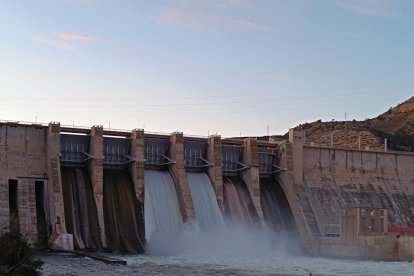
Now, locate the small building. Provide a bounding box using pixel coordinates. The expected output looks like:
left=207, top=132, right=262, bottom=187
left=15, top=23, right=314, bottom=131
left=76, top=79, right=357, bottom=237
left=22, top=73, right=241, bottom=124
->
left=341, top=207, right=388, bottom=243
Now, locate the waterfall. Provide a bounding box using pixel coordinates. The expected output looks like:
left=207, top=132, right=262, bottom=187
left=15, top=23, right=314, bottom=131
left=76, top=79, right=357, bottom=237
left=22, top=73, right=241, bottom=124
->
left=223, top=176, right=259, bottom=226
left=103, top=169, right=145, bottom=253
left=260, top=177, right=297, bottom=233
left=61, top=167, right=102, bottom=250
left=187, top=172, right=225, bottom=230
left=144, top=170, right=183, bottom=242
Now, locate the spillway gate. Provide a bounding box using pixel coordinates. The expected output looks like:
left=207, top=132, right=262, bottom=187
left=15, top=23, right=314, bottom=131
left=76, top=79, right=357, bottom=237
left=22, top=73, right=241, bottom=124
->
left=221, top=144, right=248, bottom=175
left=144, top=137, right=173, bottom=169
left=60, top=134, right=91, bottom=167
left=103, top=137, right=133, bottom=169
left=184, top=140, right=211, bottom=172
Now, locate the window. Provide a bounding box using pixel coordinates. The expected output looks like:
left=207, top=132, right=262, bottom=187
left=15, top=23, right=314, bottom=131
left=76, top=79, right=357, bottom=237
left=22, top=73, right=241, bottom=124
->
left=8, top=179, right=19, bottom=230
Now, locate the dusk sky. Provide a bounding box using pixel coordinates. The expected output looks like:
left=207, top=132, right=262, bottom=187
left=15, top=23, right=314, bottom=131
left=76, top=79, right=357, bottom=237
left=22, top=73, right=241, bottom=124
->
left=0, top=0, right=413, bottom=137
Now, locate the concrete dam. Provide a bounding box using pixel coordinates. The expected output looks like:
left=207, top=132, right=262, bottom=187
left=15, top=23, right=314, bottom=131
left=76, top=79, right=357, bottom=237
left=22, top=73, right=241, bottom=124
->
left=1, top=121, right=414, bottom=261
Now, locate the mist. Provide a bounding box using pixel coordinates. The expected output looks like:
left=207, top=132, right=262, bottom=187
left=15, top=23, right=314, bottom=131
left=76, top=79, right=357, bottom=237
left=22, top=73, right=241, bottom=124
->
left=145, top=219, right=303, bottom=260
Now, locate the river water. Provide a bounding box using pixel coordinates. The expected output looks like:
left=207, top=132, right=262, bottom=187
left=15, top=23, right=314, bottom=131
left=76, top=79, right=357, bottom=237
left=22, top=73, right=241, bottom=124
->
left=38, top=251, right=414, bottom=276
left=38, top=223, right=414, bottom=276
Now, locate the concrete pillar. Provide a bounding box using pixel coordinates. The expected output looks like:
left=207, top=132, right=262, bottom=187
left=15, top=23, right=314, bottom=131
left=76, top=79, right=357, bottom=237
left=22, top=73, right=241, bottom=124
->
left=0, top=124, right=8, bottom=233
left=46, top=122, right=73, bottom=250
left=18, top=179, right=38, bottom=244
left=241, top=138, right=264, bottom=224
left=277, top=128, right=319, bottom=254
left=289, top=129, right=304, bottom=185
left=130, top=129, right=145, bottom=204
left=207, top=135, right=224, bottom=212
left=169, top=132, right=195, bottom=221
left=0, top=180, right=8, bottom=234
left=89, top=126, right=107, bottom=248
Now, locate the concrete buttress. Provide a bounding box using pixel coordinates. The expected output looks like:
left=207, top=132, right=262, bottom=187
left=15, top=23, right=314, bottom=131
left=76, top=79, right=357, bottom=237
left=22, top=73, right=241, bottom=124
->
left=130, top=129, right=145, bottom=204
left=241, top=138, right=264, bottom=225
left=169, top=132, right=195, bottom=221
left=0, top=124, right=9, bottom=234
left=277, top=129, right=319, bottom=255
left=207, top=135, right=224, bottom=212
left=89, top=126, right=107, bottom=248
left=47, top=122, right=73, bottom=250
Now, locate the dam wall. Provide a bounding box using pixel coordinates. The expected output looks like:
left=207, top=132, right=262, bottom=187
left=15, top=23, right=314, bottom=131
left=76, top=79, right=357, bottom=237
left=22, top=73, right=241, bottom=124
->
left=278, top=128, right=414, bottom=259
left=0, top=121, right=275, bottom=251
left=0, top=122, right=70, bottom=249
left=3, top=121, right=413, bottom=260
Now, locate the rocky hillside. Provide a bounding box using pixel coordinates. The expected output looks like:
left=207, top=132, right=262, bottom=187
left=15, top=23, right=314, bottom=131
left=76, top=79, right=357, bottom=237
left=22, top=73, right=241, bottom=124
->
left=295, top=97, right=414, bottom=152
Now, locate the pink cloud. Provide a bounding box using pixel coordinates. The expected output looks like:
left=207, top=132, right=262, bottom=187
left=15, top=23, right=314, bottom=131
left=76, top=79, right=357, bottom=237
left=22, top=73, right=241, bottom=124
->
left=336, top=0, right=392, bottom=16
left=58, top=32, right=99, bottom=41
left=30, top=32, right=100, bottom=51
left=30, top=35, right=74, bottom=50
left=159, top=5, right=270, bottom=31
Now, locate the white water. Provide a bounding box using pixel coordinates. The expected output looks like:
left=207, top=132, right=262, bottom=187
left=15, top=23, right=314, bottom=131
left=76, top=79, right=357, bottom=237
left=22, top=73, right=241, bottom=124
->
left=131, top=221, right=414, bottom=276
left=144, top=170, right=183, bottom=242
left=186, top=172, right=225, bottom=230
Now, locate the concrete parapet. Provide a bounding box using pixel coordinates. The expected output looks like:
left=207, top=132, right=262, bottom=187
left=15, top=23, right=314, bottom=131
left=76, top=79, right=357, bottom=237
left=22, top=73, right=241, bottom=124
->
left=207, top=135, right=224, bottom=212
left=89, top=126, right=107, bottom=248
left=169, top=132, right=195, bottom=221
left=241, top=138, right=264, bottom=224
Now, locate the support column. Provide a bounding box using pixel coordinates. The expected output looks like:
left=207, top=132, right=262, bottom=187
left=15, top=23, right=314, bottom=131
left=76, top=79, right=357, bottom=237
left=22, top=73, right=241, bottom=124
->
left=0, top=124, right=8, bottom=232
left=278, top=128, right=319, bottom=254
left=0, top=180, right=8, bottom=234
left=89, top=126, right=107, bottom=248
left=207, top=135, right=224, bottom=212
left=169, top=132, right=195, bottom=221
left=18, top=180, right=37, bottom=244
left=241, top=138, right=264, bottom=224
left=130, top=129, right=145, bottom=204
left=289, top=129, right=304, bottom=185
left=47, top=122, right=73, bottom=251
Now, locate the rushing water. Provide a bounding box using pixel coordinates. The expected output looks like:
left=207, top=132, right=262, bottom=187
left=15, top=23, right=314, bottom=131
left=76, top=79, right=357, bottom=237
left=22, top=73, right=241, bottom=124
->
left=260, top=177, right=297, bottom=233
left=187, top=172, right=225, bottom=230
left=223, top=176, right=260, bottom=226
left=103, top=169, right=145, bottom=253
left=144, top=170, right=183, bottom=242
left=61, top=167, right=102, bottom=250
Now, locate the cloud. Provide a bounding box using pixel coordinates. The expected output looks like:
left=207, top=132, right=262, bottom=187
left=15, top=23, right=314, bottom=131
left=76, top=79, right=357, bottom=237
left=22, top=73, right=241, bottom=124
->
left=30, top=35, right=74, bottom=50
left=58, top=32, right=99, bottom=41
left=336, top=0, right=393, bottom=16
left=30, top=32, right=100, bottom=51
left=159, top=5, right=270, bottom=31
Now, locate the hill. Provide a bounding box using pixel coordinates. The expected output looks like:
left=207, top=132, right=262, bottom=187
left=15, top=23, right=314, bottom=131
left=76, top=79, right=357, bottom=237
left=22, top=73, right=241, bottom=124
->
left=295, top=97, right=414, bottom=152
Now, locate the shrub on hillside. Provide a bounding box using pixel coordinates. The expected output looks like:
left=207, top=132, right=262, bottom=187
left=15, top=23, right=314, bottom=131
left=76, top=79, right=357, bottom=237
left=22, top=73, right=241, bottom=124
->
left=0, top=228, right=43, bottom=275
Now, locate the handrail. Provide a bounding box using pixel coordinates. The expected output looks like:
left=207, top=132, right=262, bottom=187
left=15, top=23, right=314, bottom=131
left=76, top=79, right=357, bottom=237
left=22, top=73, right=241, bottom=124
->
left=223, top=161, right=249, bottom=172
left=272, top=164, right=286, bottom=173
left=60, top=151, right=94, bottom=162
left=185, top=157, right=213, bottom=168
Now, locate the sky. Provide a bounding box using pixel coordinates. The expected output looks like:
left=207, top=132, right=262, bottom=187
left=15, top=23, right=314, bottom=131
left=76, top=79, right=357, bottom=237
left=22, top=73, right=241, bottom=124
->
left=0, top=0, right=413, bottom=137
